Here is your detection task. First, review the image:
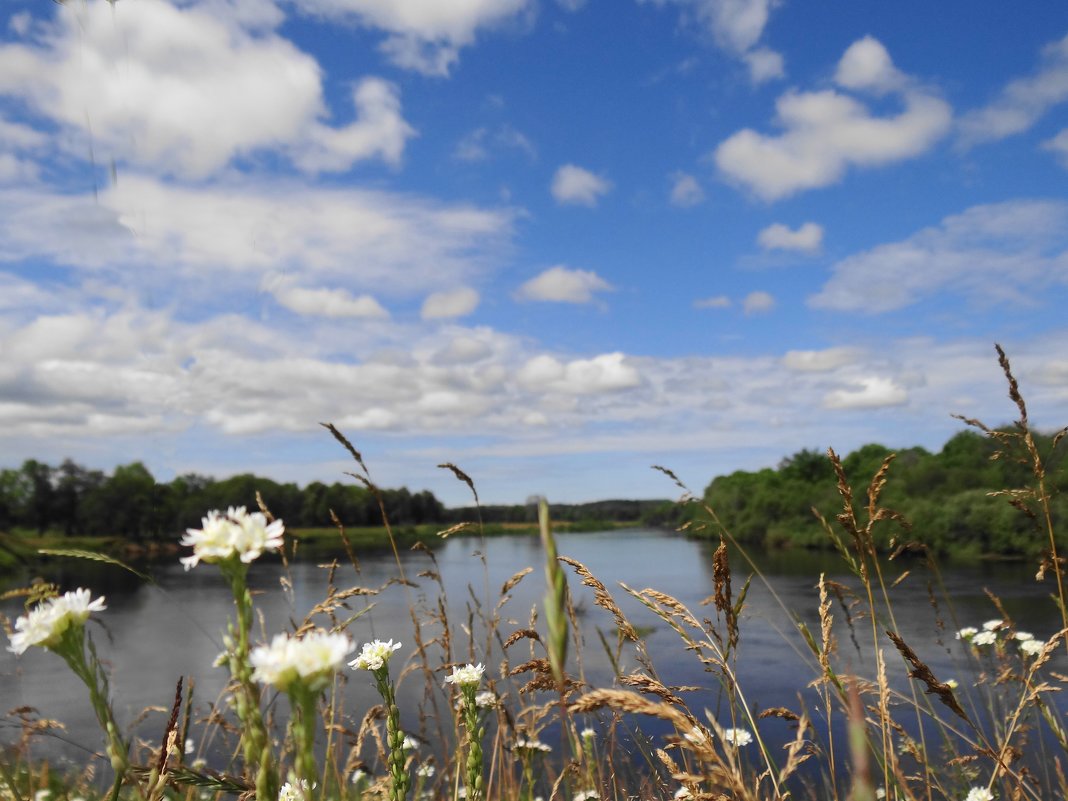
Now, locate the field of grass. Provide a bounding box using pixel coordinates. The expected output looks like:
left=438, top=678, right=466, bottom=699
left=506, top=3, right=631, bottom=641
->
left=1, top=347, right=1065, bottom=801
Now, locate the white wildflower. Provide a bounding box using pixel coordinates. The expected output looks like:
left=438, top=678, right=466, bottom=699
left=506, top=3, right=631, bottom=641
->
left=1014, top=631, right=1034, bottom=641
left=444, top=663, right=485, bottom=687
left=349, top=639, right=402, bottom=672
left=185, top=738, right=195, bottom=755
left=278, top=779, right=313, bottom=801
left=457, top=788, right=467, bottom=799
left=8, top=589, right=106, bottom=655
left=180, top=507, right=284, bottom=570
left=515, top=737, right=552, bottom=753
left=35, top=790, right=51, bottom=801
left=722, top=727, right=754, bottom=747
left=674, top=789, right=692, bottom=800
left=251, top=630, right=353, bottom=692
left=955, top=627, right=978, bottom=641
left=402, top=735, right=420, bottom=751
left=971, top=631, right=997, bottom=647
left=875, top=789, right=885, bottom=800
left=581, top=727, right=595, bottom=739
left=1020, top=638, right=1046, bottom=657
left=350, top=769, right=367, bottom=786
left=475, top=691, right=497, bottom=709
left=964, top=787, right=993, bottom=801
left=982, top=619, right=1003, bottom=632
left=416, top=764, right=435, bottom=778
left=573, top=791, right=599, bottom=801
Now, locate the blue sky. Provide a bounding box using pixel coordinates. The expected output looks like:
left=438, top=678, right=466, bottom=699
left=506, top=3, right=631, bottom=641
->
left=1, top=0, right=1067, bottom=506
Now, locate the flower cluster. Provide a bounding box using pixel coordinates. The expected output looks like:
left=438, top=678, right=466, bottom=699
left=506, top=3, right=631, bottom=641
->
left=8, top=589, right=106, bottom=655
left=964, top=787, right=993, bottom=801
left=180, top=506, right=284, bottom=570
left=250, top=630, right=353, bottom=692
left=444, top=662, right=485, bottom=687
left=956, top=621, right=1048, bottom=657
left=721, top=727, right=754, bottom=747
left=349, top=639, right=402, bottom=671
left=515, top=737, right=552, bottom=753
left=278, top=779, right=313, bottom=801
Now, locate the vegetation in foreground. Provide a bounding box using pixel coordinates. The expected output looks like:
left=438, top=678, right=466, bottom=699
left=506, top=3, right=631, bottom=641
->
left=1, top=344, right=1066, bottom=801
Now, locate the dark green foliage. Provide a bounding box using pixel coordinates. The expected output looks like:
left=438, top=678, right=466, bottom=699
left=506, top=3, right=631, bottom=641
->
left=693, top=428, right=1067, bottom=557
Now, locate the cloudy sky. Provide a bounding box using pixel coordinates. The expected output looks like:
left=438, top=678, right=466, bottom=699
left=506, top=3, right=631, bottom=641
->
left=1, top=0, right=1067, bottom=505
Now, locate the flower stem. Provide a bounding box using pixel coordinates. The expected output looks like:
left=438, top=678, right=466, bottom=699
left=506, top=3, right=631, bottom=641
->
left=223, top=562, right=277, bottom=801
left=374, top=668, right=410, bottom=801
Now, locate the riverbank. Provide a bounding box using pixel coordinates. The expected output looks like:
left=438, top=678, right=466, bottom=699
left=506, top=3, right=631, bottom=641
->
left=0, top=519, right=643, bottom=572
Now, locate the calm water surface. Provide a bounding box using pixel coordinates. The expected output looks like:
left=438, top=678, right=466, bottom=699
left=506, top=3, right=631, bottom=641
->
left=1, top=529, right=1062, bottom=772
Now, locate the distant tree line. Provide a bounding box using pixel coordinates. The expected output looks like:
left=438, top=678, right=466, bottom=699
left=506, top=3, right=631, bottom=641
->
left=0, top=460, right=671, bottom=542
left=691, top=429, right=1068, bottom=557
left=0, top=459, right=447, bottom=541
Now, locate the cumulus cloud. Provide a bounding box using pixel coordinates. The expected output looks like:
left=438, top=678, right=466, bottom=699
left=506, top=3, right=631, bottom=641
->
left=744, top=46, right=785, bottom=84
left=515, top=265, right=612, bottom=303
left=757, top=221, right=823, bottom=252
left=421, top=287, right=480, bottom=319
left=0, top=176, right=514, bottom=296
left=0, top=0, right=414, bottom=178
left=958, top=33, right=1068, bottom=146
left=293, top=0, right=532, bottom=76
left=809, top=199, right=1068, bottom=313
left=714, top=37, right=951, bottom=201
left=551, top=164, right=612, bottom=206
left=640, top=0, right=783, bottom=82
left=834, top=36, right=906, bottom=95
left=262, top=273, right=389, bottom=318
left=292, top=78, right=416, bottom=173
left=669, top=172, right=705, bottom=207
left=517, top=352, right=641, bottom=394
left=743, top=290, right=775, bottom=314
left=823, top=376, right=908, bottom=410
left=782, top=347, right=862, bottom=372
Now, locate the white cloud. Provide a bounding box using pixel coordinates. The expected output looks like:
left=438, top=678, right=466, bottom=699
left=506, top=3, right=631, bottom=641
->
left=517, top=352, right=641, bottom=394
left=293, top=0, right=532, bottom=76
left=694, top=295, right=731, bottom=309
left=742, top=290, right=775, bottom=314
left=744, top=46, right=785, bottom=84
left=262, top=274, right=389, bottom=318
left=421, top=287, right=480, bottom=319
left=1043, top=129, right=1068, bottom=168
left=0, top=0, right=413, bottom=178
left=454, top=124, right=536, bottom=162
left=669, top=172, right=705, bottom=207
left=551, top=164, right=612, bottom=206
left=292, top=78, right=416, bottom=173
left=640, top=0, right=783, bottom=82
left=516, top=265, right=612, bottom=303
left=782, top=347, right=862, bottom=372
left=0, top=176, right=514, bottom=296
left=714, top=37, right=951, bottom=201
left=757, top=221, right=823, bottom=252
left=809, top=199, right=1068, bottom=313
left=958, top=33, right=1068, bottom=146
left=824, top=376, right=908, bottom=410
left=834, top=36, right=905, bottom=95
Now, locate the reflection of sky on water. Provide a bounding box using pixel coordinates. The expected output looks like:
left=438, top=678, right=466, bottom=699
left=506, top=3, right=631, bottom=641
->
left=1, top=531, right=1064, bottom=782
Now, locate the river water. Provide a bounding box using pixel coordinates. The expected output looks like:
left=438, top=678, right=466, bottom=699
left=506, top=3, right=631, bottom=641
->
left=1, top=528, right=1063, bottom=780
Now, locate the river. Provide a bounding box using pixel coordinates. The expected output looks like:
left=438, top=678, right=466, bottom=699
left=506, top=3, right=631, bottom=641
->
left=1, top=528, right=1063, bottom=781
